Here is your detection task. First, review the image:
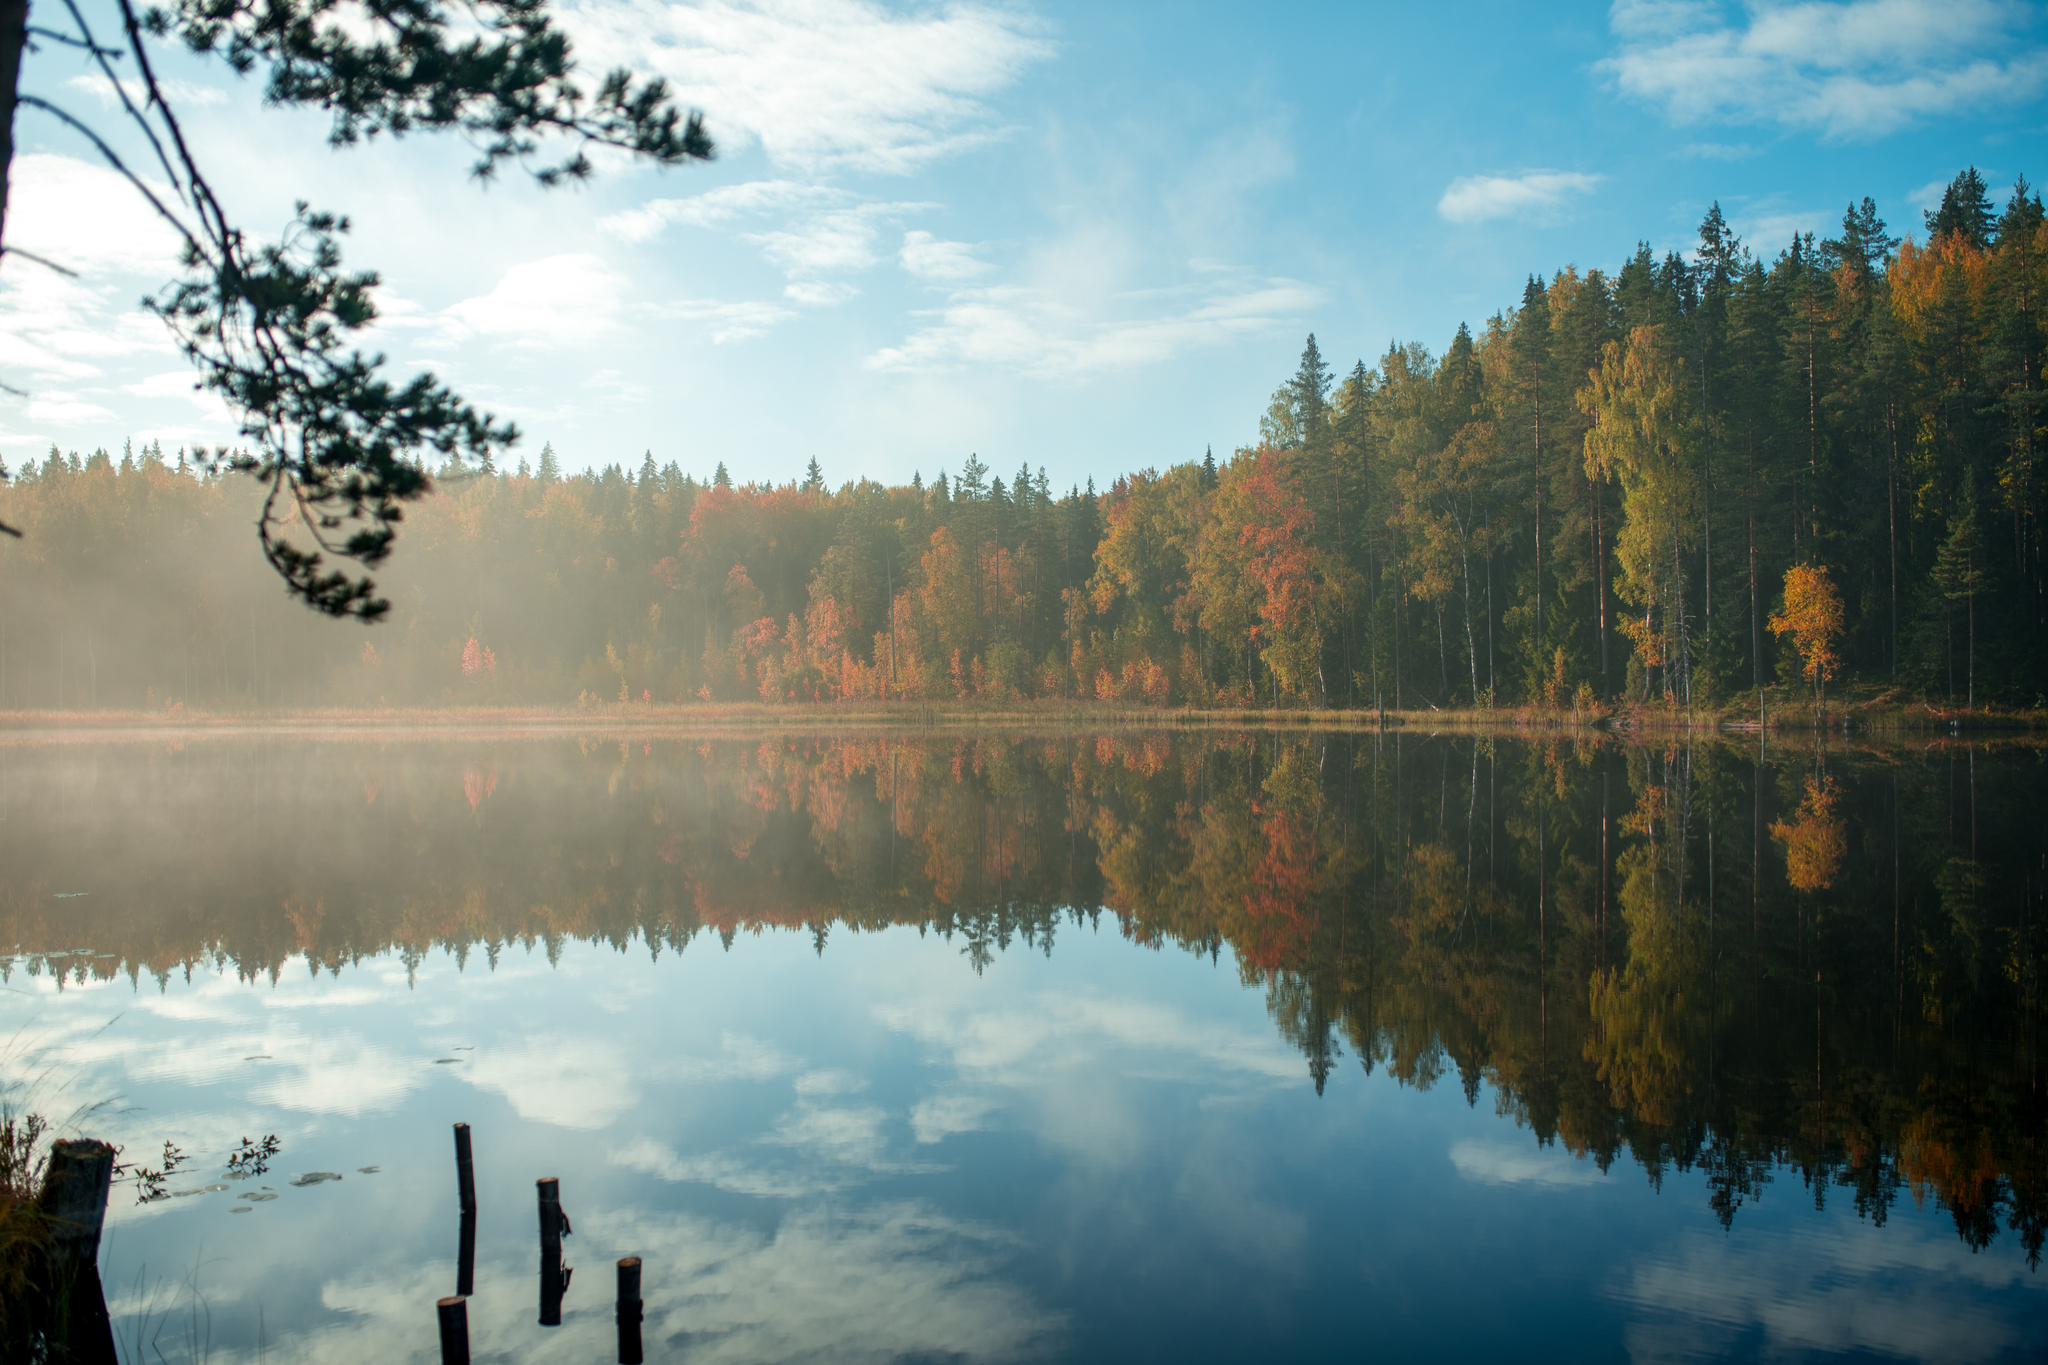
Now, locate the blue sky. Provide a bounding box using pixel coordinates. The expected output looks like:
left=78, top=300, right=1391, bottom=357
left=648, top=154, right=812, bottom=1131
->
left=4, top=0, right=2044, bottom=490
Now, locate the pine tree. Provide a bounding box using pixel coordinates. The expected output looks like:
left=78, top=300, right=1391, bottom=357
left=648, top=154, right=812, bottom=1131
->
left=1202, top=444, right=1218, bottom=489
left=803, top=456, right=825, bottom=493
left=537, top=442, right=561, bottom=484
left=713, top=461, right=731, bottom=489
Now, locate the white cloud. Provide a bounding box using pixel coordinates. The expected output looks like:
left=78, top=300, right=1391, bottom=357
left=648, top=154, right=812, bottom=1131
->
left=899, top=230, right=992, bottom=282
left=1602, top=0, right=2048, bottom=140
left=213, top=1201, right=1063, bottom=1365
left=22, top=393, right=117, bottom=426
left=747, top=201, right=934, bottom=277
left=1448, top=1140, right=1604, bottom=1187
left=563, top=0, right=1053, bottom=175
left=1612, top=1224, right=2044, bottom=1363
left=125, top=371, right=232, bottom=421
left=436, top=254, right=629, bottom=346
left=463, top=1033, right=638, bottom=1128
left=910, top=1093, right=998, bottom=1144
left=649, top=296, right=798, bottom=342
left=1733, top=209, right=1827, bottom=247
left=866, top=274, right=1321, bottom=377
left=610, top=1138, right=857, bottom=1197
left=597, top=179, right=842, bottom=241
left=1437, top=171, right=1603, bottom=224
left=2, top=153, right=185, bottom=278
left=794, top=1068, right=869, bottom=1096
left=874, top=991, right=1302, bottom=1088
left=764, top=1102, right=894, bottom=1166
left=64, top=74, right=230, bottom=110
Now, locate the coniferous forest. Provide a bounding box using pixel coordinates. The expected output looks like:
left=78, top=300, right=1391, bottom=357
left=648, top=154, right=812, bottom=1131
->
left=2, top=169, right=2041, bottom=715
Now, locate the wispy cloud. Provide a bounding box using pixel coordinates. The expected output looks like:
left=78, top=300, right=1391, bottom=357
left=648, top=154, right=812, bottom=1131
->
left=1682, top=140, right=1760, bottom=160
left=899, top=231, right=992, bottom=283
left=64, top=74, right=229, bottom=110
left=1448, top=1140, right=1604, bottom=1187
left=1602, top=0, right=2048, bottom=140
left=649, top=297, right=798, bottom=343
left=1614, top=1224, right=2040, bottom=1363
left=866, top=273, right=1320, bottom=377
left=1437, top=171, right=1603, bottom=224
left=597, top=179, right=843, bottom=242
left=564, top=0, right=1053, bottom=175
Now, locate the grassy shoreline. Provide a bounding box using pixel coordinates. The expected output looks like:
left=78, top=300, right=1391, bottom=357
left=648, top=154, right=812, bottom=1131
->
left=0, top=687, right=2040, bottom=740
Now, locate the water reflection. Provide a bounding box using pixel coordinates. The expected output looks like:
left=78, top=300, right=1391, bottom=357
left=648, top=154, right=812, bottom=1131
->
left=1, top=728, right=2043, bottom=1361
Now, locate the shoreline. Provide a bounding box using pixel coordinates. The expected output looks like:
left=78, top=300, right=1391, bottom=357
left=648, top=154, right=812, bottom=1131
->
left=0, top=694, right=2040, bottom=742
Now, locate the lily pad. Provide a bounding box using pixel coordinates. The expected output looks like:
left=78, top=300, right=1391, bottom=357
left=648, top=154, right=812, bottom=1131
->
left=356, top=1166, right=380, bottom=1174
left=289, top=1172, right=343, bottom=1187
left=433, top=1058, right=461, bottom=1064
left=229, top=1207, right=252, bottom=1214
left=244, top=1193, right=279, bottom=1202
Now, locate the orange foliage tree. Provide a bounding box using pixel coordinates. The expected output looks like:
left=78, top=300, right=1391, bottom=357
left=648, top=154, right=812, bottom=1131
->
left=1771, top=775, right=1846, bottom=892
left=1768, top=564, right=1845, bottom=721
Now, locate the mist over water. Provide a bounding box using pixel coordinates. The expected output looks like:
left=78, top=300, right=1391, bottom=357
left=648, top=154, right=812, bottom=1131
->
left=1, top=728, right=2041, bottom=1363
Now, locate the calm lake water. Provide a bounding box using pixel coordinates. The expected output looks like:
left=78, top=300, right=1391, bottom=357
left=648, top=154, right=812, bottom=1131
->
left=1, top=728, right=2042, bottom=1364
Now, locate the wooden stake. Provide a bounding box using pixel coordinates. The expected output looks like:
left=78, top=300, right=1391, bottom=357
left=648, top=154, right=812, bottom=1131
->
left=537, top=1177, right=570, bottom=1326
left=436, top=1296, right=470, bottom=1365
left=453, top=1123, right=476, bottom=1214
left=616, top=1256, right=644, bottom=1364
left=37, top=1139, right=117, bottom=1364
left=456, top=1208, right=476, bottom=1298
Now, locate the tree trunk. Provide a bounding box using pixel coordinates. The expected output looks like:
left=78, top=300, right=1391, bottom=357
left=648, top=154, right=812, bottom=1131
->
left=0, top=0, right=28, bottom=256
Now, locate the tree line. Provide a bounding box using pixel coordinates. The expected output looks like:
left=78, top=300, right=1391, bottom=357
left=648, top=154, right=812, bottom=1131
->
left=3, top=731, right=2040, bottom=1257
left=2, top=166, right=2040, bottom=711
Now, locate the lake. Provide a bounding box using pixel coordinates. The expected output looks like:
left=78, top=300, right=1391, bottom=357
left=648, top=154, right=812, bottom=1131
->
left=1, top=726, right=2042, bottom=1363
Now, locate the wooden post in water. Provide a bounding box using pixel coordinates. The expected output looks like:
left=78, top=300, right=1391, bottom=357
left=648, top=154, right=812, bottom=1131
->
left=537, top=1177, right=570, bottom=1326
left=456, top=1209, right=477, bottom=1298
left=37, top=1138, right=118, bottom=1365
left=616, top=1256, right=644, bottom=1364
left=436, top=1295, right=470, bottom=1365
left=453, top=1123, right=477, bottom=1214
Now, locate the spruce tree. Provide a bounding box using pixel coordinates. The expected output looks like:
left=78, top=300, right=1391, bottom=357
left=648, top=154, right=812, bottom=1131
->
left=1290, top=334, right=1332, bottom=436
left=1926, top=168, right=1995, bottom=248
left=537, top=442, right=561, bottom=484
left=803, top=456, right=825, bottom=492
left=713, top=461, right=731, bottom=489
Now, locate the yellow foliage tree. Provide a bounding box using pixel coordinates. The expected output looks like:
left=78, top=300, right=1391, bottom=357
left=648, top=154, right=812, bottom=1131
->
left=1768, top=564, right=1845, bottom=722
left=1771, top=775, right=1846, bottom=892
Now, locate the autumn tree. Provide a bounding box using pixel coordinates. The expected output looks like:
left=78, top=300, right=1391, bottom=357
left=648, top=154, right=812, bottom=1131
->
left=1768, top=564, right=1845, bottom=721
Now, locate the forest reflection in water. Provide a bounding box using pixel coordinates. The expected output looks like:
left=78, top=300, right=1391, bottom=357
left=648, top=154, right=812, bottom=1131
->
left=4, top=727, right=2042, bottom=1261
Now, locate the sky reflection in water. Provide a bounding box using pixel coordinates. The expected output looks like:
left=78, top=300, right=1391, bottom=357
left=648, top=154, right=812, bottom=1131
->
left=1, top=732, right=2041, bottom=1363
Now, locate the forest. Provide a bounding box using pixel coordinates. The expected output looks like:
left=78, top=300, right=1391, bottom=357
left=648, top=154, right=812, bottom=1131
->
left=1, top=167, right=2041, bottom=713
left=2, top=730, right=2041, bottom=1259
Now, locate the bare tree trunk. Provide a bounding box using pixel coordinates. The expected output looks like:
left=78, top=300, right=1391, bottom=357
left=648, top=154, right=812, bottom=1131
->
left=1460, top=542, right=1477, bottom=703
left=0, top=0, right=28, bottom=255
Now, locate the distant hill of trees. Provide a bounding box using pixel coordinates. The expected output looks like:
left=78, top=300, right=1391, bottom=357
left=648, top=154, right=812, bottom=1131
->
left=2, top=167, right=2040, bottom=711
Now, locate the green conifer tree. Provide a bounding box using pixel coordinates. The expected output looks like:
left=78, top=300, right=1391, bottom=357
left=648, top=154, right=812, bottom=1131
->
left=1926, top=168, right=1995, bottom=248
